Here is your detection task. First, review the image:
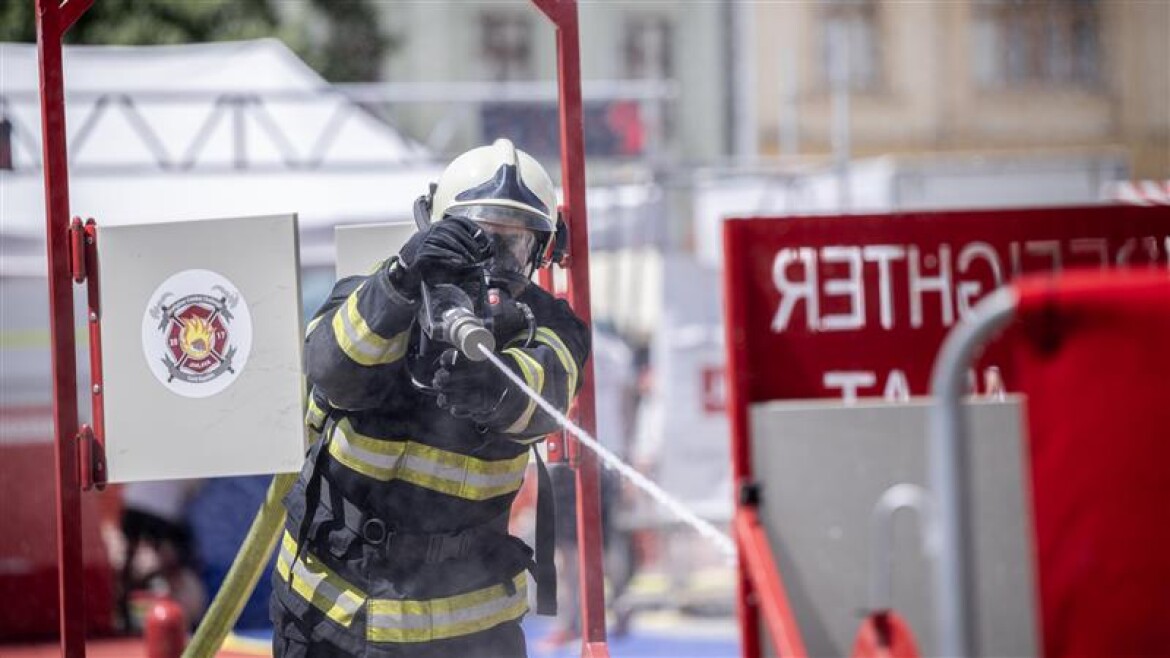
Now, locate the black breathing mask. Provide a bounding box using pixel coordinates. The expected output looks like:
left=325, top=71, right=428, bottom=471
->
left=483, top=228, right=537, bottom=279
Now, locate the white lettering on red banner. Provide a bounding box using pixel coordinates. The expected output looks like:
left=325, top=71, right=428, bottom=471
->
left=771, top=236, right=1169, bottom=335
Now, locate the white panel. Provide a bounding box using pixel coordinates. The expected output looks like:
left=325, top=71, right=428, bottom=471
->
left=749, top=398, right=1038, bottom=657
left=335, top=222, right=417, bottom=279
left=98, top=214, right=305, bottom=482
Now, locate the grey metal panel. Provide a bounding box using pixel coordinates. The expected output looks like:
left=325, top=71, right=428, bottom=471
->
left=98, top=214, right=305, bottom=482
left=334, top=222, right=417, bottom=279
left=749, top=398, right=1038, bottom=658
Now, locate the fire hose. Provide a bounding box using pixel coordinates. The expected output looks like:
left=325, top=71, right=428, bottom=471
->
left=182, top=473, right=297, bottom=658
left=478, top=345, right=737, bottom=559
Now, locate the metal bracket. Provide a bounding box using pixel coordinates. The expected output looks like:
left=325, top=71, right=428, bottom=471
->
left=69, top=216, right=86, bottom=283
left=70, top=217, right=108, bottom=491
left=545, top=430, right=569, bottom=464
left=82, top=219, right=101, bottom=319
left=77, top=424, right=107, bottom=492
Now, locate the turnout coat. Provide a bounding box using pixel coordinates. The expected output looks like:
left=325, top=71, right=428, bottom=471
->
left=271, top=266, right=589, bottom=656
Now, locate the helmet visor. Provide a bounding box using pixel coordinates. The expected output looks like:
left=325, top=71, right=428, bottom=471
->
left=444, top=204, right=550, bottom=274
left=444, top=203, right=552, bottom=234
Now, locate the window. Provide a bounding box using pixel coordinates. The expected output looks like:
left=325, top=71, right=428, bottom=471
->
left=480, top=11, right=533, bottom=81
left=820, top=0, right=883, bottom=92
left=972, top=0, right=1102, bottom=88
left=622, top=15, right=673, bottom=80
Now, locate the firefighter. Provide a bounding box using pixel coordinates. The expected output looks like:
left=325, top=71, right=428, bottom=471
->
left=271, top=138, right=589, bottom=657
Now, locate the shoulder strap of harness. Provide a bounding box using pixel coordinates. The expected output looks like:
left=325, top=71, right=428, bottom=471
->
left=291, top=417, right=334, bottom=577
left=532, top=444, right=558, bottom=616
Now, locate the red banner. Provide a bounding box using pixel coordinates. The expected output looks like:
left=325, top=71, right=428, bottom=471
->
left=722, top=205, right=1170, bottom=402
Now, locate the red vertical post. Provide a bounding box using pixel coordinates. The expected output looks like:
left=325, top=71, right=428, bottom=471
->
left=723, top=220, right=761, bottom=658
left=723, top=219, right=809, bottom=658
left=35, top=1, right=95, bottom=656
left=530, top=1, right=609, bottom=655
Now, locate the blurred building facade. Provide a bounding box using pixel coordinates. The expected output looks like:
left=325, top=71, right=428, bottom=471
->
left=752, top=0, right=1169, bottom=178
left=370, top=2, right=725, bottom=166
left=323, top=0, right=1167, bottom=181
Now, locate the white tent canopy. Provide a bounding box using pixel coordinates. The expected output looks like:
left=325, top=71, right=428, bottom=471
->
left=0, top=39, right=443, bottom=271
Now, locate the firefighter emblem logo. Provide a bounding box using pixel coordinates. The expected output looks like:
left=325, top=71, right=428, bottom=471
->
left=142, top=269, right=253, bottom=398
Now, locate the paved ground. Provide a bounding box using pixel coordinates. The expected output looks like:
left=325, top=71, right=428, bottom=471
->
left=2, top=612, right=741, bottom=658
left=4, top=563, right=742, bottom=657
left=524, top=610, right=740, bottom=658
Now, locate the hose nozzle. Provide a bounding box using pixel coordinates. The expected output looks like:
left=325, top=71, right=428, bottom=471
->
left=418, top=282, right=495, bottom=361
left=442, top=308, right=495, bottom=361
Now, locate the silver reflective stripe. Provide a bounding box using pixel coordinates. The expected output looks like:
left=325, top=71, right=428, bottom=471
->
left=332, top=284, right=409, bottom=366
left=276, top=534, right=365, bottom=627
left=329, top=420, right=403, bottom=479
left=503, top=349, right=543, bottom=433
left=398, top=450, right=526, bottom=496
left=535, top=327, right=577, bottom=394
left=399, top=451, right=468, bottom=486
left=328, top=420, right=528, bottom=499
left=462, top=467, right=526, bottom=492
left=366, top=574, right=528, bottom=643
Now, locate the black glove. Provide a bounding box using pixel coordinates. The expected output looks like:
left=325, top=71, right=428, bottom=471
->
left=432, top=349, right=525, bottom=428
left=488, top=287, right=536, bottom=346
left=389, top=216, right=493, bottom=295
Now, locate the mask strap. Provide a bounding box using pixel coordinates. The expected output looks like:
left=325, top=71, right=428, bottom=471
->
left=549, top=213, right=569, bottom=266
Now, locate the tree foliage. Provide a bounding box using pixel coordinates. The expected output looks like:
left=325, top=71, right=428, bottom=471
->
left=303, top=0, right=394, bottom=83
left=0, top=0, right=280, bottom=45
left=0, top=0, right=394, bottom=83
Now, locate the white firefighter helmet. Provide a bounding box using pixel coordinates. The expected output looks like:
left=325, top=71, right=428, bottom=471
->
left=428, top=138, right=559, bottom=274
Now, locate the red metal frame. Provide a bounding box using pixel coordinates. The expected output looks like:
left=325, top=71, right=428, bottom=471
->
left=723, top=220, right=809, bottom=658
left=38, top=0, right=603, bottom=654
left=931, top=270, right=1170, bottom=658
left=530, top=1, right=609, bottom=655
left=734, top=511, right=809, bottom=658
left=36, top=0, right=96, bottom=656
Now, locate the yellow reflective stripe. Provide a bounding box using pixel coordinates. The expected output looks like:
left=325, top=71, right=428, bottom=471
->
left=305, top=396, right=327, bottom=432
left=279, top=529, right=526, bottom=641
left=327, top=419, right=529, bottom=500
left=306, top=314, right=325, bottom=338
left=328, top=419, right=405, bottom=479
left=367, top=573, right=528, bottom=643
left=398, top=444, right=529, bottom=499
left=535, top=327, right=577, bottom=395
left=331, top=283, right=410, bottom=366
left=503, top=349, right=544, bottom=434
left=304, top=395, right=328, bottom=446
left=276, top=531, right=366, bottom=627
